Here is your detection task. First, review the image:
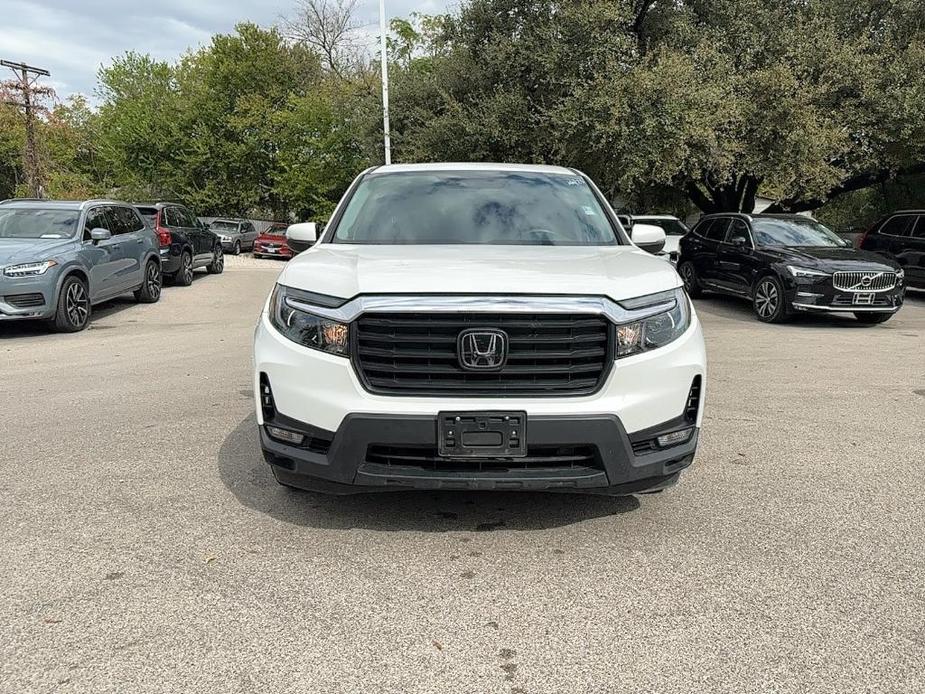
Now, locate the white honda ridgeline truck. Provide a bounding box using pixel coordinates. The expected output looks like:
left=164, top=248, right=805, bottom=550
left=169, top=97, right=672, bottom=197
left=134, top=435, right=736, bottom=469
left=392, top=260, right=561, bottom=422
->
left=253, top=163, right=706, bottom=496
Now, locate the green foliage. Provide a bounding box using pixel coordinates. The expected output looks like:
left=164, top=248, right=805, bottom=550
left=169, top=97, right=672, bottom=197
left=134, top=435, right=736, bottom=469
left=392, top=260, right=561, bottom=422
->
left=386, top=0, right=925, bottom=213
left=91, top=22, right=360, bottom=219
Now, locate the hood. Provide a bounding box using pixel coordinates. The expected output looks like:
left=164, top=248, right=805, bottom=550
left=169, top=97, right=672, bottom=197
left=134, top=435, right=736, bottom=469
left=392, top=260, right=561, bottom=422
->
left=257, top=233, right=288, bottom=243
left=279, top=244, right=681, bottom=302
left=0, top=237, right=76, bottom=266
left=767, top=245, right=900, bottom=272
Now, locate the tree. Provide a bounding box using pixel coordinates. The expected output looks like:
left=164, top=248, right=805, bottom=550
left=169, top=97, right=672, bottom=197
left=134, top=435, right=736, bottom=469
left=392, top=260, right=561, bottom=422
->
left=281, top=0, right=364, bottom=79
left=385, top=0, right=925, bottom=214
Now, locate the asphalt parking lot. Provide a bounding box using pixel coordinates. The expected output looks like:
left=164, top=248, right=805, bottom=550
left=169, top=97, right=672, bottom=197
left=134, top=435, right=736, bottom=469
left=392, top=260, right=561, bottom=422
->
left=2, top=258, right=924, bottom=694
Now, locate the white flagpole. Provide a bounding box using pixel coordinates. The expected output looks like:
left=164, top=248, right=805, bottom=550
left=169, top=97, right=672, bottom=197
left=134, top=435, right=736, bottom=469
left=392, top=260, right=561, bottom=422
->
left=378, top=0, right=392, bottom=165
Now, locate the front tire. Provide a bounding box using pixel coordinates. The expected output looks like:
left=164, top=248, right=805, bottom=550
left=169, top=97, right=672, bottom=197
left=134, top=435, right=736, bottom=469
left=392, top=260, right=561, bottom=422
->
left=52, top=275, right=91, bottom=332
left=232, top=240, right=241, bottom=255
left=174, top=250, right=194, bottom=286
left=207, top=245, right=224, bottom=274
left=854, top=312, right=894, bottom=325
left=753, top=275, right=789, bottom=323
left=678, top=261, right=703, bottom=298
left=134, top=260, right=162, bottom=303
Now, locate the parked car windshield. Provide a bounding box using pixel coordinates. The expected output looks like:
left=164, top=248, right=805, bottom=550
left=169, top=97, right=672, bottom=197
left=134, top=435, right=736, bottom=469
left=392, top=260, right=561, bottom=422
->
left=210, top=221, right=240, bottom=231
left=752, top=218, right=846, bottom=247
left=0, top=208, right=79, bottom=239
left=636, top=218, right=688, bottom=236
left=265, top=227, right=286, bottom=236
left=332, top=171, right=620, bottom=245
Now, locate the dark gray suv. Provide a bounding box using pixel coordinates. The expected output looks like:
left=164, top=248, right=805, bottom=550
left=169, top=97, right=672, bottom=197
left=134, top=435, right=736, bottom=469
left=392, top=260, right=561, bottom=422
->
left=0, top=199, right=162, bottom=332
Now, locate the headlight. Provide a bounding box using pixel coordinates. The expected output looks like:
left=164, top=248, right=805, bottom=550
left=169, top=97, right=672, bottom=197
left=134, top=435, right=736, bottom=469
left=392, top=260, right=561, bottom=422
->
left=615, top=288, right=691, bottom=358
left=268, top=284, right=349, bottom=356
left=3, top=260, right=58, bottom=277
left=896, top=268, right=904, bottom=280
left=787, top=266, right=831, bottom=278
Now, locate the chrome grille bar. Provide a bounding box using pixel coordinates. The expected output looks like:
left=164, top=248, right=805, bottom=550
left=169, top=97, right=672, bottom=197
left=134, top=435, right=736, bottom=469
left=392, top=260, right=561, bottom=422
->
left=832, top=271, right=896, bottom=293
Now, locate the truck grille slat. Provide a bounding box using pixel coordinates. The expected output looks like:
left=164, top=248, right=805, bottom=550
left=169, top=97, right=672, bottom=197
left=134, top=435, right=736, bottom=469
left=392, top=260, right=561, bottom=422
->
left=354, top=312, right=613, bottom=396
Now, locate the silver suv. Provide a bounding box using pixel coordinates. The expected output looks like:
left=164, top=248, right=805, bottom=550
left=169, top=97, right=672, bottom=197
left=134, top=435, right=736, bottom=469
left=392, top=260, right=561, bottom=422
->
left=0, top=199, right=162, bottom=332
left=210, top=219, right=258, bottom=255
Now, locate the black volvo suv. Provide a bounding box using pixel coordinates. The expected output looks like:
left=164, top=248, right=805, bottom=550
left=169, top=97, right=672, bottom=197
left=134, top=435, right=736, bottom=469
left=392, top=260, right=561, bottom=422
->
left=678, top=214, right=905, bottom=324
left=857, top=211, right=925, bottom=289
left=134, top=202, right=224, bottom=285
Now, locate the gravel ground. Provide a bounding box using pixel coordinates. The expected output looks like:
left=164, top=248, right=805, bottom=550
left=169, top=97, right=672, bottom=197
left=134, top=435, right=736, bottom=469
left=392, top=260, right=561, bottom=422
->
left=1, top=266, right=923, bottom=694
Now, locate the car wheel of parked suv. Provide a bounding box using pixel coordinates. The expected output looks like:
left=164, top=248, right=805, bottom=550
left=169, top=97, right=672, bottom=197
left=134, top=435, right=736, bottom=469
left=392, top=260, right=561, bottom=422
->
left=134, top=260, right=162, bottom=303
left=207, top=245, right=225, bottom=274
left=753, top=275, right=789, bottom=323
left=233, top=240, right=241, bottom=255
left=52, top=275, right=91, bottom=333
left=678, top=261, right=703, bottom=298
left=854, top=312, right=894, bottom=325
left=174, top=251, right=194, bottom=286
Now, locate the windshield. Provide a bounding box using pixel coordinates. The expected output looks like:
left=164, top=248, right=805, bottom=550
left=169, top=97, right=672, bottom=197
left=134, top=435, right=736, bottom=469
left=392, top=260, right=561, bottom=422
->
left=752, top=218, right=846, bottom=247
left=635, top=218, right=688, bottom=236
left=0, top=208, right=79, bottom=239
left=332, top=171, right=620, bottom=245
left=264, top=227, right=286, bottom=236
left=210, top=221, right=240, bottom=231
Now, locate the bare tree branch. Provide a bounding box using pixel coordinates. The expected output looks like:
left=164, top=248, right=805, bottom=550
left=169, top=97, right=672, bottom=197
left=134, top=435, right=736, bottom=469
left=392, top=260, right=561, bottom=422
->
left=281, top=0, right=363, bottom=78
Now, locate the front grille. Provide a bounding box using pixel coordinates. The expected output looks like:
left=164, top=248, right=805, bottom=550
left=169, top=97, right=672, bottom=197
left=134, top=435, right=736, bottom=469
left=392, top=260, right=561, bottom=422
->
left=353, top=312, right=613, bottom=396
left=832, top=271, right=896, bottom=292
left=5, top=292, right=44, bottom=308
left=366, top=444, right=602, bottom=471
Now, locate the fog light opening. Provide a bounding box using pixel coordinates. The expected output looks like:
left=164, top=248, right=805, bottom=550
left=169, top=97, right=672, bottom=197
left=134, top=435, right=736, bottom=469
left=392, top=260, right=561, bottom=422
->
left=266, top=426, right=305, bottom=446
left=657, top=428, right=693, bottom=449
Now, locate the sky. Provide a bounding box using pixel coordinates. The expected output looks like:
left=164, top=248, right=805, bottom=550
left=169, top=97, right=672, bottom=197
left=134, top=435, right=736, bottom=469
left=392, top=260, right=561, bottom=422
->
left=0, top=0, right=448, bottom=100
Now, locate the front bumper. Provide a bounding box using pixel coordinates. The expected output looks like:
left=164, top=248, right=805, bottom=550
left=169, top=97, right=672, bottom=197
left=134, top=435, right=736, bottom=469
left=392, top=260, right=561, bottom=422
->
left=254, top=244, right=293, bottom=258
left=260, top=411, right=698, bottom=494
left=788, top=282, right=904, bottom=313
left=0, top=272, right=58, bottom=321
left=254, top=301, right=706, bottom=493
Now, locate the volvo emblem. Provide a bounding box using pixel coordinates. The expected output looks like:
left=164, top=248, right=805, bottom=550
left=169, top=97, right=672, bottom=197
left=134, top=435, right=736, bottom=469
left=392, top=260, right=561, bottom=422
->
left=458, top=329, right=509, bottom=371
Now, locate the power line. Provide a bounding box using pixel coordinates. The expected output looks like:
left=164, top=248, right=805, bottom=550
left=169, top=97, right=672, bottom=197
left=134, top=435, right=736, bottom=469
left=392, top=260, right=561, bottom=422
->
left=2, top=60, right=52, bottom=198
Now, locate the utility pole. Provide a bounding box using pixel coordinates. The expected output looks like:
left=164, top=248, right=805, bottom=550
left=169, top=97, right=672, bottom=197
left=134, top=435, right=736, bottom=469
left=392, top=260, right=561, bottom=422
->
left=378, top=0, right=391, bottom=165
left=1, top=60, right=51, bottom=198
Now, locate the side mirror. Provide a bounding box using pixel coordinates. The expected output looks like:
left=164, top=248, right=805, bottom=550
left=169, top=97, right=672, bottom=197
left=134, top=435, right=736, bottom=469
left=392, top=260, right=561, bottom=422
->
left=730, top=235, right=748, bottom=247
left=630, top=223, right=666, bottom=255
left=90, top=228, right=111, bottom=243
left=286, top=222, right=317, bottom=253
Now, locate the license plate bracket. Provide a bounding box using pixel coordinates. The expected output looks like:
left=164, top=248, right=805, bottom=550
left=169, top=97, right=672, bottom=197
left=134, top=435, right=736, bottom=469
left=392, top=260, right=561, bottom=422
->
left=437, top=411, right=527, bottom=458
left=853, top=292, right=875, bottom=305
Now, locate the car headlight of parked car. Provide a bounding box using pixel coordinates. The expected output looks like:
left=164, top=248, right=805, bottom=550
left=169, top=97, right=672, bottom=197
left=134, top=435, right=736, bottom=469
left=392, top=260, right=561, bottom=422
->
left=787, top=266, right=831, bottom=279
left=268, top=284, right=350, bottom=356
left=3, top=260, right=58, bottom=277
left=615, top=288, right=691, bottom=358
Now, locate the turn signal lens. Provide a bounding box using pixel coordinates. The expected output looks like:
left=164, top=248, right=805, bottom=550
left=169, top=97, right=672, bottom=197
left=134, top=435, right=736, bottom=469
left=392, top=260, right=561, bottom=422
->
left=266, top=426, right=305, bottom=445
left=657, top=428, right=693, bottom=448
